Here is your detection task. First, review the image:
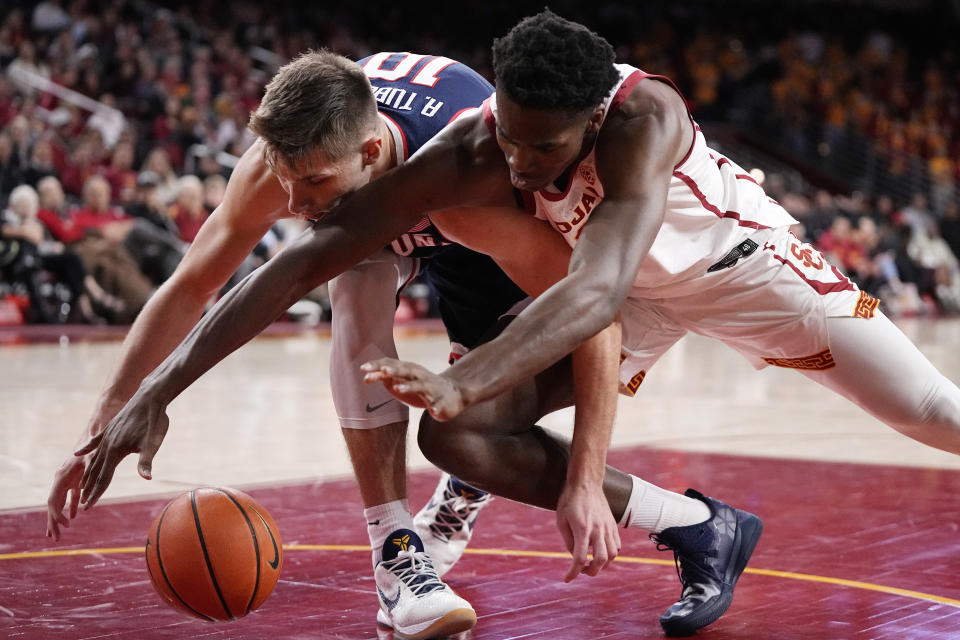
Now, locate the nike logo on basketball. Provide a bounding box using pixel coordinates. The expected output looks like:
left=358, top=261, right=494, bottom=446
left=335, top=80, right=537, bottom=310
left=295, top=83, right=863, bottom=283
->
left=377, top=585, right=402, bottom=612
left=366, top=399, right=393, bottom=412
left=253, top=509, right=281, bottom=570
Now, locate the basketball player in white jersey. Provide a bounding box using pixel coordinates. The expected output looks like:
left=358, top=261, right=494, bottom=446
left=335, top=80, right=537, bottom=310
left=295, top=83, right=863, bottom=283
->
left=74, top=11, right=960, bottom=636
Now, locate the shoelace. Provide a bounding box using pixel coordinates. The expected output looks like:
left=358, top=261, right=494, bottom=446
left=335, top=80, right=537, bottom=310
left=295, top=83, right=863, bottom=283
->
left=381, top=546, right=446, bottom=596
left=428, top=490, right=489, bottom=542
left=649, top=532, right=720, bottom=597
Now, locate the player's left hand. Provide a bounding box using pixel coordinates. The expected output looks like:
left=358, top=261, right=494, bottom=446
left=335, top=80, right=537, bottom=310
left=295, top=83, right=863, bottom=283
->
left=556, top=481, right=621, bottom=582
left=361, top=358, right=465, bottom=421
left=75, top=391, right=171, bottom=509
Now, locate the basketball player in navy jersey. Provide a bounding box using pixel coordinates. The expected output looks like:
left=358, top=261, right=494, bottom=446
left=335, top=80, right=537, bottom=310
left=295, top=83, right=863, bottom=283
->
left=46, top=50, right=536, bottom=639
left=77, top=10, right=960, bottom=636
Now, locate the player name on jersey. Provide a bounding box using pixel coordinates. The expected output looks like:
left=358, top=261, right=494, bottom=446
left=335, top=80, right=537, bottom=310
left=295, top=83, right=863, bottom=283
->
left=371, top=86, right=445, bottom=118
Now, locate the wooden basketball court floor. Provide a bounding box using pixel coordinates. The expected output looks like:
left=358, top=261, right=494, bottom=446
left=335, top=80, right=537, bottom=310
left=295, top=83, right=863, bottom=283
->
left=2, top=318, right=960, bottom=639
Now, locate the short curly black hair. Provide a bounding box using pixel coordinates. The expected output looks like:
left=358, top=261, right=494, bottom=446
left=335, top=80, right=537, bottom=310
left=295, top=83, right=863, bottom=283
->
left=492, top=9, right=619, bottom=112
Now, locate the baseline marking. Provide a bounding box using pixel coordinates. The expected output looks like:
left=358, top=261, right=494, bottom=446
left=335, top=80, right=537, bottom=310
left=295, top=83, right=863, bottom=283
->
left=4, top=545, right=958, bottom=608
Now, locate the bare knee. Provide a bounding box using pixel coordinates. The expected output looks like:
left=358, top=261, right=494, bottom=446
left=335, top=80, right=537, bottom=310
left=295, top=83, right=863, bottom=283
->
left=417, top=415, right=451, bottom=466
left=417, top=414, right=474, bottom=474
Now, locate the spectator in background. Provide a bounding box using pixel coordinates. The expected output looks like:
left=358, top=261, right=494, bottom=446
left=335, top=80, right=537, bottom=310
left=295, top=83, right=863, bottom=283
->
left=125, top=171, right=178, bottom=234
left=804, top=189, right=839, bottom=242
left=0, top=130, right=24, bottom=197
left=817, top=215, right=866, bottom=276
left=22, top=134, right=56, bottom=186
left=892, top=224, right=938, bottom=314
left=202, top=173, right=226, bottom=212
left=909, top=220, right=960, bottom=313
left=6, top=114, right=34, bottom=167
left=897, top=192, right=936, bottom=239
left=942, top=201, right=960, bottom=260
left=36, top=175, right=151, bottom=321
left=851, top=216, right=889, bottom=297
left=99, top=139, right=137, bottom=205
left=928, top=139, right=956, bottom=217
left=6, top=40, right=50, bottom=95
left=167, top=174, right=209, bottom=243
left=59, top=135, right=100, bottom=197
left=1, top=183, right=115, bottom=323
left=140, top=147, right=179, bottom=206
left=72, top=175, right=185, bottom=286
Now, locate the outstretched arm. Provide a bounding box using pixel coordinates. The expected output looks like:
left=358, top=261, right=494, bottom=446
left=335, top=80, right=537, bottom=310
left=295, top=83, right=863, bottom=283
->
left=47, top=142, right=283, bottom=539
left=74, top=114, right=505, bottom=508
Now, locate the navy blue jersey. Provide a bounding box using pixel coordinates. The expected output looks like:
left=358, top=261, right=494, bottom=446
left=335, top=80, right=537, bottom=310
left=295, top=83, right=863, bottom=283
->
left=356, top=53, right=525, bottom=349
left=358, top=52, right=493, bottom=258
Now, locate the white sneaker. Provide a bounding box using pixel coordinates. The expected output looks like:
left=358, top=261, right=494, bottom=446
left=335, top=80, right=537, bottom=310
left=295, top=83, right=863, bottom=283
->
left=374, top=528, right=476, bottom=639
left=413, top=474, right=492, bottom=577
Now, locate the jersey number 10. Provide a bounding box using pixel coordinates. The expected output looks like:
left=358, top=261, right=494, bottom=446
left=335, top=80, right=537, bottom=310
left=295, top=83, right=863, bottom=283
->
left=362, top=53, right=456, bottom=88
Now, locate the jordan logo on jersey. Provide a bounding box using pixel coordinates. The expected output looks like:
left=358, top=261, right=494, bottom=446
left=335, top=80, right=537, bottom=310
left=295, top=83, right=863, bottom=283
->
left=579, top=165, right=596, bottom=185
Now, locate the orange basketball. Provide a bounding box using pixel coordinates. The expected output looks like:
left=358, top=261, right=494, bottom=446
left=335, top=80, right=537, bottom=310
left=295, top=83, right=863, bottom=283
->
left=144, top=487, right=283, bottom=621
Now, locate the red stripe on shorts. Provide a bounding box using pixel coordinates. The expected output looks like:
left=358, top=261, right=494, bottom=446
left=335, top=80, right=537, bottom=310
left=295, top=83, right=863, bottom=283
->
left=768, top=251, right=856, bottom=295
left=673, top=170, right=770, bottom=230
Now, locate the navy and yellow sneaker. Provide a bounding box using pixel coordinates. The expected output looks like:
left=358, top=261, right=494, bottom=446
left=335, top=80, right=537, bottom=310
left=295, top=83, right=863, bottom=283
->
left=650, top=489, right=762, bottom=637
left=414, top=474, right=492, bottom=576
left=374, top=528, right=476, bottom=639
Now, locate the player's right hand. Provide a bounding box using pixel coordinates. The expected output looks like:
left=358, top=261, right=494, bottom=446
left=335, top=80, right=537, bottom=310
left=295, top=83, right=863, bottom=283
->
left=46, top=398, right=128, bottom=539
left=46, top=452, right=87, bottom=540
left=361, top=358, right=466, bottom=421
left=556, top=480, right=621, bottom=582
left=75, top=392, right=171, bottom=510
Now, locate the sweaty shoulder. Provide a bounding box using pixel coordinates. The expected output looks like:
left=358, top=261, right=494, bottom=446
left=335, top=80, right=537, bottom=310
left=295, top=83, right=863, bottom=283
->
left=602, top=76, right=693, bottom=168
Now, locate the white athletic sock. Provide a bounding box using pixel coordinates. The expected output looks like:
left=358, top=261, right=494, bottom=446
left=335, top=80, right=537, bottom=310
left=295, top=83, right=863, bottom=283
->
left=617, top=475, right=711, bottom=533
left=364, top=499, right=414, bottom=567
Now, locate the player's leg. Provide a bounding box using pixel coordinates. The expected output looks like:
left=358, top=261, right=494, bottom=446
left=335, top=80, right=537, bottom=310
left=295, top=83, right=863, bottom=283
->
left=411, top=246, right=528, bottom=575
left=418, top=325, right=761, bottom=636
left=801, top=311, right=960, bottom=453
left=328, top=252, right=475, bottom=639
left=700, top=226, right=960, bottom=456
left=330, top=252, right=415, bottom=558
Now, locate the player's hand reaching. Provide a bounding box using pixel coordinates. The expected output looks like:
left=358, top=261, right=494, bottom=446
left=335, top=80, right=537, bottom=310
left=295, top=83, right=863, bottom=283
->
left=556, top=480, right=621, bottom=582
left=46, top=451, right=87, bottom=540
left=361, top=358, right=465, bottom=421
left=46, top=397, right=127, bottom=539
left=74, top=391, right=171, bottom=510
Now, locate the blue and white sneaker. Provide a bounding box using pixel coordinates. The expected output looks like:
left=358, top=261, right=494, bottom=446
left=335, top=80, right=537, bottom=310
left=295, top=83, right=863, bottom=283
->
left=650, top=489, right=763, bottom=637
left=413, top=474, right=492, bottom=576
left=374, top=528, right=476, bottom=639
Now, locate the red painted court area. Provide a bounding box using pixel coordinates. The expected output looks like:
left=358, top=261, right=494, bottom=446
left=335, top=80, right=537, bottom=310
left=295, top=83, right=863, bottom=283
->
left=3, top=447, right=960, bottom=639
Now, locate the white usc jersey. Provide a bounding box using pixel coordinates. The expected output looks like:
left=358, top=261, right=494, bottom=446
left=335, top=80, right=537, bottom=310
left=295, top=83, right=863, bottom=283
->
left=484, top=65, right=879, bottom=392
left=485, top=63, right=798, bottom=299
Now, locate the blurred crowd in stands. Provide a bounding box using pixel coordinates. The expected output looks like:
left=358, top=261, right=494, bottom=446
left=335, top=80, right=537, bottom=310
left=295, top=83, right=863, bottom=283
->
left=0, top=0, right=958, bottom=325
